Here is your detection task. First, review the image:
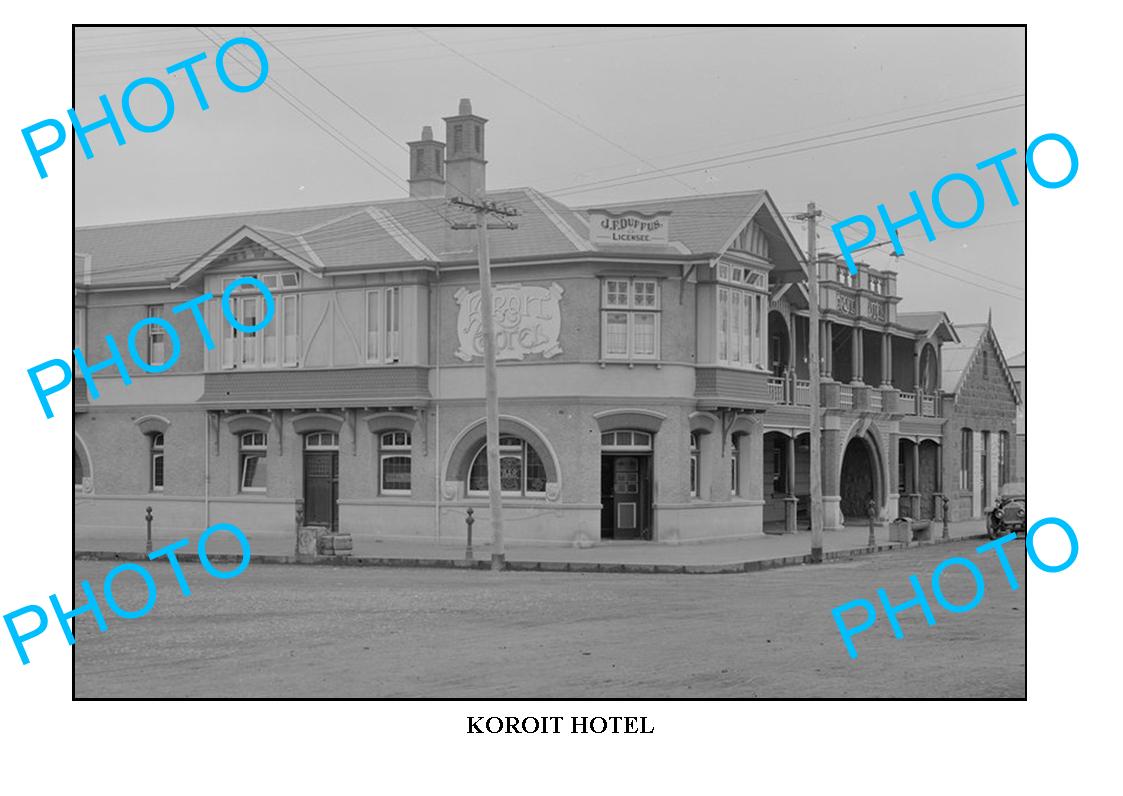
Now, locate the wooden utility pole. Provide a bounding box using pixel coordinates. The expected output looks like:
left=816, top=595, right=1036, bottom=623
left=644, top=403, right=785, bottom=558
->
left=450, top=196, right=519, bottom=570
left=797, top=202, right=825, bottom=564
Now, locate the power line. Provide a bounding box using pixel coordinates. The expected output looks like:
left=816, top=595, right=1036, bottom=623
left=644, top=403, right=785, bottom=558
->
left=550, top=100, right=1025, bottom=197
left=193, top=27, right=407, bottom=195
left=248, top=26, right=407, bottom=153
left=412, top=26, right=701, bottom=197
left=820, top=210, right=1025, bottom=291
left=819, top=219, right=1024, bottom=300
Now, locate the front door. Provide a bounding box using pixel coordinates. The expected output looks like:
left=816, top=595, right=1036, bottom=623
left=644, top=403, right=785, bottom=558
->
left=304, top=451, right=338, bottom=531
left=600, top=455, right=651, bottom=540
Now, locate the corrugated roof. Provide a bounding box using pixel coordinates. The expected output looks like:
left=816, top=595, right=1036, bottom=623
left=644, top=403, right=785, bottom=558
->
left=77, top=187, right=778, bottom=288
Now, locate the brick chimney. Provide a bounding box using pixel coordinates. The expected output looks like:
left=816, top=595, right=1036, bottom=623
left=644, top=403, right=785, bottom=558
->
left=407, top=126, right=446, bottom=199
left=443, top=98, right=487, bottom=199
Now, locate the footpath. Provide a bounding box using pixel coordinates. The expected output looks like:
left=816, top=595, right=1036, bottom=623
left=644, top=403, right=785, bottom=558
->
left=76, top=518, right=990, bottom=575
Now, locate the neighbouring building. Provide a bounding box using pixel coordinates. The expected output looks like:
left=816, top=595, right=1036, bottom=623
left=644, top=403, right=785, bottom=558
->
left=938, top=317, right=1021, bottom=521
left=74, top=98, right=990, bottom=549
left=1008, top=351, right=1026, bottom=484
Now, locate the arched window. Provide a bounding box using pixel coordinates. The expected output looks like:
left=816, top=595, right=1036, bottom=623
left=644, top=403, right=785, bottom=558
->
left=240, top=431, right=267, bottom=492
left=959, top=428, right=973, bottom=491
left=305, top=431, right=339, bottom=450
left=150, top=432, right=164, bottom=492
left=468, top=435, right=546, bottom=497
left=600, top=430, right=652, bottom=451
left=689, top=432, right=699, bottom=497
left=380, top=431, right=412, bottom=495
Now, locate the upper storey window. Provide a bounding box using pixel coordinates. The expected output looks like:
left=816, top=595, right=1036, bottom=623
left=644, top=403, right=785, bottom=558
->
left=602, top=278, right=659, bottom=361
left=366, top=287, right=401, bottom=364
left=221, top=274, right=299, bottom=370
left=715, top=262, right=768, bottom=370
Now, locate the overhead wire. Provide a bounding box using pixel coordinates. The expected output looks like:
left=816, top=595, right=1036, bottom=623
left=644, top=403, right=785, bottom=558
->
left=412, top=26, right=701, bottom=197
left=550, top=101, right=1026, bottom=197
left=819, top=210, right=1025, bottom=291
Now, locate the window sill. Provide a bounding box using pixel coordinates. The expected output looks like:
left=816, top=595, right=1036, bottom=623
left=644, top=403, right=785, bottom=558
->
left=598, top=359, right=662, bottom=369
left=466, top=493, right=547, bottom=500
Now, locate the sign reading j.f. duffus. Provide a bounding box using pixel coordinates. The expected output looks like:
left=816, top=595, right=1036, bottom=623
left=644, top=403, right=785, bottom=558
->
left=587, top=209, right=671, bottom=245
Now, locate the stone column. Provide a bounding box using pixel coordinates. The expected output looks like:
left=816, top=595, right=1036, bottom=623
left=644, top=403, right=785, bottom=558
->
left=851, top=326, right=863, bottom=385
left=784, top=434, right=797, bottom=533
left=820, top=321, right=832, bottom=379
left=886, top=431, right=900, bottom=520
left=882, top=333, right=892, bottom=386
left=745, top=418, right=764, bottom=503
left=909, top=439, right=921, bottom=518
left=821, top=427, right=842, bottom=531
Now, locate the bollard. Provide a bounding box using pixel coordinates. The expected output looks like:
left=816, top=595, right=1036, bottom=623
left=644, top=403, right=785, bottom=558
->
left=866, top=497, right=876, bottom=548
left=465, top=507, right=475, bottom=561
left=145, top=506, right=153, bottom=555
left=941, top=494, right=950, bottom=540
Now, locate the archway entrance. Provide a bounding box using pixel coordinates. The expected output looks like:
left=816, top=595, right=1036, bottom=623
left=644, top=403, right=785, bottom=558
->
left=840, top=436, right=880, bottom=524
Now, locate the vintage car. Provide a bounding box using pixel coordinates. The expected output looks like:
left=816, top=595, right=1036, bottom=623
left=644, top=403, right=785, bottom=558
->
left=986, top=483, right=1027, bottom=538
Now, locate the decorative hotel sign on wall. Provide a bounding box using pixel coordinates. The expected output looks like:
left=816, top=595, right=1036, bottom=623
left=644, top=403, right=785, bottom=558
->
left=454, top=282, right=564, bottom=361
left=587, top=209, right=671, bottom=245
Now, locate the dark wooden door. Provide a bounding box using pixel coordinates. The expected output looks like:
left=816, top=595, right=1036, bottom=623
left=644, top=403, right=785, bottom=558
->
left=600, top=457, right=614, bottom=539
left=304, top=451, right=338, bottom=531
left=612, top=457, right=640, bottom=539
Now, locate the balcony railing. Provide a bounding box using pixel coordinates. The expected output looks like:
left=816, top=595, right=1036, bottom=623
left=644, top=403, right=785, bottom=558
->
left=839, top=385, right=853, bottom=409
left=793, top=379, right=810, bottom=406
left=767, top=377, right=785, bottom=402
left=767, top=376, right=813, bottom=406
left=898, top=391, right=916, bottom=415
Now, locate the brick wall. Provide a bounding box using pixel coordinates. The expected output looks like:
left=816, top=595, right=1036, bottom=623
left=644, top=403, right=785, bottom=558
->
left=942, top=330, right=1018, bottom=521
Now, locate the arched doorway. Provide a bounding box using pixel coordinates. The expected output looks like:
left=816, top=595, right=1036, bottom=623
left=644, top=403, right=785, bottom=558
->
left=768, top=311, right=790, bottom=377
left=840, top=435, right=880, bottom=523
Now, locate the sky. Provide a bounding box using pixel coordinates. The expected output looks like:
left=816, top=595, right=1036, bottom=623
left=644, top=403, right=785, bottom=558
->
left=73, top=25, right=1026, bottom=355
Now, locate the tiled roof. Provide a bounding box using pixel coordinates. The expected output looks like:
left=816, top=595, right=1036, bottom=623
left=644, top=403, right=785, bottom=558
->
left=77, top=187, right=776, bottom=288
left=941, top=323, right=986, bottom=395
left=941, top=322, right=1020, bottom=403
left=579, top=190, right=766, bottom=255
